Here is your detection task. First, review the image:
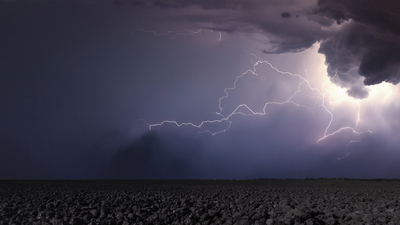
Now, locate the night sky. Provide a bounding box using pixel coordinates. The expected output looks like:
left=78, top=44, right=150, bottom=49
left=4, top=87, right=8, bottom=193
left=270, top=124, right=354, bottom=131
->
left=1, top=0, right=400, bottom=179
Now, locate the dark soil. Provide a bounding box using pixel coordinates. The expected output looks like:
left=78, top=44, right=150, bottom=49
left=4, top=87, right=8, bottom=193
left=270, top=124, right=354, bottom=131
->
left=1, top=179, right=400, bottom=224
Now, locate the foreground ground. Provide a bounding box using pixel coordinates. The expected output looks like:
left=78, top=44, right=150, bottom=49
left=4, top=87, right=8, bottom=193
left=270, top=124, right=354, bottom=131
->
left=0, top=179, right=400, bottom=224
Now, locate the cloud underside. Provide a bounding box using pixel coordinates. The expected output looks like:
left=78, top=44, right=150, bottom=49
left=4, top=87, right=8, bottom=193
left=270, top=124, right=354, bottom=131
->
left=126, top=0, right=400, bottom=99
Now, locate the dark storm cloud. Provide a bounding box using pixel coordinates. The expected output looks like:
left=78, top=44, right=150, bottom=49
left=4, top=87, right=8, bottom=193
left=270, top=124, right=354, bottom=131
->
left=315, top=0, right=400, bottom=97
left=124, top=0, right=400, bottom=99
left=2, top=0, right=400, bottom=180
left=125, top=0, right=326, bottom=54
left=317, top=24, right=372, bottom=99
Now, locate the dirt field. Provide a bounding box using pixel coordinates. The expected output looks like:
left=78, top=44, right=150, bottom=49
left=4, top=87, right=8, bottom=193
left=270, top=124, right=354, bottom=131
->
left=0, top=179, right=400, bottom=224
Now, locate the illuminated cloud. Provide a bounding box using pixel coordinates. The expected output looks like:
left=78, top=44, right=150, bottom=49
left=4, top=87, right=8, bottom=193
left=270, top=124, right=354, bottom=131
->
left=315, top=0, right=400, bottom=97
left=1, top=0, right=400, bottom=179
left=125, top=0, right=400, bottom=99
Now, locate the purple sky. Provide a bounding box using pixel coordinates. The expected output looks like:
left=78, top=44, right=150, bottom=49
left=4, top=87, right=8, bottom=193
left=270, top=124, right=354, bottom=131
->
left=1, top=0, right=400, bottom=179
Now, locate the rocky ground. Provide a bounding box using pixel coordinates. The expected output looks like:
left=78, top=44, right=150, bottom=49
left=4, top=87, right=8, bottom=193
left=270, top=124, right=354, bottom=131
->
left=1, top=179, right=400, bottom=224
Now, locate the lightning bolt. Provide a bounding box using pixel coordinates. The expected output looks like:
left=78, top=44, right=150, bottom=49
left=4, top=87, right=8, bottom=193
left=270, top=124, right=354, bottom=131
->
left=315, top=71, right=372, bottom=143
left=316, top=95, right=371, bottom=144
left=356, top=100, right=361, bottom=127
left=337, top=140, right=361, bottom=160
left=137, top=27, right=372, bottom=147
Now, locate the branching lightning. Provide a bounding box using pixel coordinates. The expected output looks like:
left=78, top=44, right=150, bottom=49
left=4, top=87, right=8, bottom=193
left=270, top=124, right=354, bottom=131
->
left=137, top=27, right=372, bottom=150
left=316, top=88, right=371, bottom=144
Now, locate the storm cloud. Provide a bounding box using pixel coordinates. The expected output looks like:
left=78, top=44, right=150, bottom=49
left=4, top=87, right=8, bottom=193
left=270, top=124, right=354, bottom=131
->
left=315, top=0, right=400, bottom=98
left=1, top=0, right=400, bottom=179
left=126, top=0, right=400, bottom=99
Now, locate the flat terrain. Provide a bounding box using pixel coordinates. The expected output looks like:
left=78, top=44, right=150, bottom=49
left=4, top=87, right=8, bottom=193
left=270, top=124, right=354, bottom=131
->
left=1, top=179, right=400, bottom=225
